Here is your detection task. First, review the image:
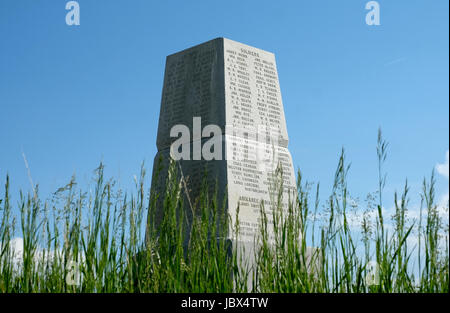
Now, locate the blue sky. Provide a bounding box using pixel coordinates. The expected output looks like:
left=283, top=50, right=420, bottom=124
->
left=0, top=0, right=448, bottom=217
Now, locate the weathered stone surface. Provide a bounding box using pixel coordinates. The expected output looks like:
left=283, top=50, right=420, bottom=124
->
left=150, top=38, right=297, bottom=244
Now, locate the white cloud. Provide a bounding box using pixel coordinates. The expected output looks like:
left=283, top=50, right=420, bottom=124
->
left=0, top=237, right=56, bottom=270
left=0, top=237, right=84, bottom=272
left=10, top=237, right=24, bottom=264
left=436, top=150, right=449, bottom=215
left=436, top=150, right=449, bottom=179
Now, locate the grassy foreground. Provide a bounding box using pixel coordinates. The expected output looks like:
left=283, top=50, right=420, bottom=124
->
left=0, top=131, right=448, bottom=293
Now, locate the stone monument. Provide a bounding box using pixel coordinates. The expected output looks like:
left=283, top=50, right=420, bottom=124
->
left=149, top=37, right=297, bottom=251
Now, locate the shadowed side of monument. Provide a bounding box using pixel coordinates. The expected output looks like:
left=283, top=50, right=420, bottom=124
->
left=148, top=38, right=229, bottom=247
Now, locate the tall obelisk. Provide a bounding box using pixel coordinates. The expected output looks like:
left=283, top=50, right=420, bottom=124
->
left=150, top=38, right=297, bottom=246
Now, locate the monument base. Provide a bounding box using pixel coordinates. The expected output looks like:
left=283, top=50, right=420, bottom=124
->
left=229, top=240, right=321, bottom=291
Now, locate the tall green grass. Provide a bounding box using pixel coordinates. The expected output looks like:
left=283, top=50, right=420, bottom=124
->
left=0, top=131, right=448, bottom=293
